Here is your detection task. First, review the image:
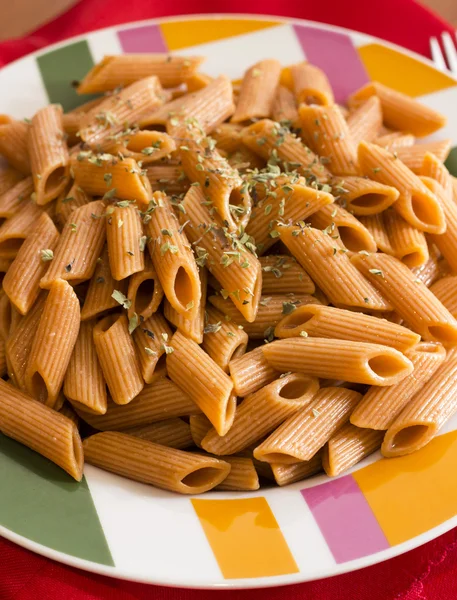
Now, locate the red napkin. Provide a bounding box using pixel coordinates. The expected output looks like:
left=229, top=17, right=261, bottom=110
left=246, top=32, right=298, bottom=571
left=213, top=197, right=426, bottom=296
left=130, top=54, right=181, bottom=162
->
left=0, top=1, right=456, bottom=598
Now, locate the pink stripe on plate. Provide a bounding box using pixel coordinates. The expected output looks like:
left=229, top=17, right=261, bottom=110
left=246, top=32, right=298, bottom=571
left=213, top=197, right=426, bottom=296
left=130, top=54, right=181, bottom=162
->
left=118, top=25, right=168, bottom=53
left=301, top=475, right=389, bottom=563
left=293, top=25, right=369, bottom=103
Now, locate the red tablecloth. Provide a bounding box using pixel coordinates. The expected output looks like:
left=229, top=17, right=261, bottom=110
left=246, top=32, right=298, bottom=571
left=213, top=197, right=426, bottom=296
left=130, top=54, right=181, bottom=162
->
left=1, top=1, right=456, bottom=598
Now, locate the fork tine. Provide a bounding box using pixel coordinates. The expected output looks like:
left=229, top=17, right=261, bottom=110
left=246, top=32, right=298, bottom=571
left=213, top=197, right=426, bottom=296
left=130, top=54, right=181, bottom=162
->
left=430, top=36, right=448, bottom=71
left=441, top=32, right=457, bottom=75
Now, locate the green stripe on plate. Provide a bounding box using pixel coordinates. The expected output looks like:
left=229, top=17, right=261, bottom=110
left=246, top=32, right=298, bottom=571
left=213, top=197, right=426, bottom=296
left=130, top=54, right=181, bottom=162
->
left=0, top=434, right=113, bottom=566
left=445, top=147, right=457, bottom=178
left=36, top=40, right=98, bottom=112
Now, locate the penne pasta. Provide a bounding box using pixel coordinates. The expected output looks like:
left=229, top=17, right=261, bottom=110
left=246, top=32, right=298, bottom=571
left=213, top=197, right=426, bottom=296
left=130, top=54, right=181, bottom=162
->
left=270, top=452, right=323, bottom=486
left=241, top=119, right=330, bottom=182
left=59, top=402, right=80, bottom=428
left=0, top=166, right=24, bottom=198
left=430, top=276, right=457, bottom=318
left=271, top=85, right=299, bottom=126
left=0, top=198, right=48, bottom=259
left=146, top=165, right=189, bottom=195
left=351, top=252, right=457, bottom=345
left=246, top=176, right=334, bottom=254
left=209, top=293, right=318, bottom=339
left=260, top=255, right=315, bottom=295
left=382, top=348, right=457, bottom=457
left=308, top=203, right=377, bottom=252
left=202, top=305, right=248, bottom=372
left=421, top=151, right=453, bottom=198
left=411, top=244, right=445, bottom=288
left=79, top=76, right=165, bottom=147
left=395, top=140, right=452, bottom=174
left=3, top=212, right=59, bottom=314
left=0, top=379, right=83, bottom=480
left=332, top=176, right=399, bottom=216
left=83, top=431, right=230, bottom=494
left=382, top=208, right=429, bottom=267
left=291, top=62, right=334, bottom=106
left=0, top=121, right=30, bottom=174
left=231, top=59, right=281, bottom=123
left=28, top=104, right=69, bottom=204
left=229, top=346, right=280, bottom=397
left=202, top=373, right=318, bottom=456
left=145, top=192, right=200, bottom=315
left=167, top=330, right=236, bottom=436
left=189, top=414, right=212, bottom=448
left=274, top=304, right=420, bottom=351
left=177, top=124, right=251, bottom=231
left=163, top=267, right=207, bottom=344
left=214, top=455, right=260, bottom=491
left=125, top=418, right=193, bottom=450
left=106, top=204, right=144, bottom=280
left=0, top=177, right=34, bottom=221
left=180, top=185, right=262, bottom=323
left=81, top=245, right=128, bottom=321
left=77, top=54, right=203, bottom=93
left=262, top=337, right=413, bottom=386
left=62, top=112, right=82, bottom=146
left=40, top=200, right=106, bottom=288
left=0, top=290, right=11, bottom=341
left=254, top=387, right=361, bottom=464
left=358, top=213, right=394, bottom=255
left=54, top=181, right=90, bottom=227
left=5, top=292, right=46, bottom=390
left=322, top=423, right=384, bottom=477
left=127, top=253, right=164, bottom=321
left=348, top=81, right=447, bottom=137
left=76, top=376, right=200, bottom=431
left=351, top=342, right=446, bottom=430
left=299, top=104, right=359, bottom=176
left=71, top=153, right=152, bottom=208
left=133, top=312, right=172, bottom=384
left=25, top=280, right=80, bottom=408
left=278, top=225, right=391, bottom=310
left=93, top=313, right=144, bottom=405
left=211, top=123, right=244, bottom=155
left=141, top=76, right=234, bottom=135
left=358, top=141, right=445, bottom=234
left=64, top=319, right=107, bottom=415
left=347, top=96, right=383, bottom=145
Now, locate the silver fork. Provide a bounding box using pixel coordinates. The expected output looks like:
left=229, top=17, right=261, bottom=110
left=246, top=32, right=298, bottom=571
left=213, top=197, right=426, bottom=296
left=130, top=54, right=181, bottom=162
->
left=430, top=32, right=457, bottom=75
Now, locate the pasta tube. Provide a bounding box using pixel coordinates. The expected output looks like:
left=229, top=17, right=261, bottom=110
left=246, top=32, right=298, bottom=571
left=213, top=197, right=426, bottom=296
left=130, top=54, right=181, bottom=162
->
left=271, top=85, right=299, bottom=126
left=254, top=387, right=361, bottom=464
left=351, top=342, right=446, bottom=430
left=231, top=59, right=281, bottom=122
left=145, top=192, right=200, bottom=315
left=291, top=62, right=334, bottom=106
left=83, top=431, right=230, bottom=494
left=76, top=376, right=200, bottom=431
left=127, top=253, right=164, bottom=321
left=274, top=304, right=420, bottom=351
left=29, top=104, right=69, bottom=204
left=332, top=176, right=399, bottom=216
left=271, top=452, right=323, bottom=486
left=64, top=319, right=107, bottom=415
left=347, top=96, right=382, bottom=145
left=278, top=225, right=391, bottom=310
left=322, top=423, right=384, bottom=477
left=395, top=140, right=452, bottom=174
left=260, top=255, right=315, bottom=294
left=93, top=313, right=144, bottom=405
left=106, top=204, right=144, bottom=280
left=180, top=185, right=262, bottom=323
left=382, top=348, right=457, bottom=457
left=351, top=252, right=457, bottom=344
left=24, top=280, right=80, bottom=408
left=77, top=54, right=203, bottom=93
left=358, top=141, right=445, bottom=234
left=167, top=330, right=236, bottom=436
left=299, top=104, right=358, bottom=176
left=0, top=199, right=48, bottom=259
left=229, top=346, right=280, bottom=397
left=124, top=418, right=193, bottom=450
left=3, top=212, right=59, bottom=314
left=202, top=305, right=248, bottom=372
left=430, top=276, right=457, bottom=318
left=0, top=121, right=30, bottom=174
left=348, top=81, right=447, bottom=137
left=133, top=312, right=172, bottom=384
left=0, top=176, right=34, bottom=220
left=201, top=373, right=318, bottom=455
left=383, top=209, right=429, bottom=267
left=0, top=379, right=83, bottom=480
left=40, top=200, right=106, bottom=288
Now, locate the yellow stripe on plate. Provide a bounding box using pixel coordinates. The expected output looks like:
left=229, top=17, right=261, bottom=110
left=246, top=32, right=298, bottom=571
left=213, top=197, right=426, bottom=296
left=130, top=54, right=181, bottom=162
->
left=160, top=19, right=281, bottom=51
left=192, top=497, right=298, bottom=579
left=354, top=430, right=457, bottom=546
left=357, top=44, right=456, bottom=97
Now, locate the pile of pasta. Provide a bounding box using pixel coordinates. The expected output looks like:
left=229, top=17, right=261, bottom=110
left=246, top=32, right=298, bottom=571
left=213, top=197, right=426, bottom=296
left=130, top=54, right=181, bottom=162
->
left=0, top=54, right=456, bottom=495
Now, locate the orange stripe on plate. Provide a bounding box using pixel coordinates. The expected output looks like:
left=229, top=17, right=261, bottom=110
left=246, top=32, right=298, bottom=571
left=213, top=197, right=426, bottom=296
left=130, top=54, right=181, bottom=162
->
left=160, top=19, right=281, bottom=51
left=354, top=430, right=457, bottom=546
left=192, top=497, right=298, bottom=579
left=357, top=44, right=456, bottom=97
